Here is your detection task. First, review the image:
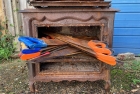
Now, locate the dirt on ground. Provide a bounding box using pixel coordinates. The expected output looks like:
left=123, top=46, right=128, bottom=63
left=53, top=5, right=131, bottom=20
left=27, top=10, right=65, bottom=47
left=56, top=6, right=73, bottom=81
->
left=0, top=59, right=140, bottom=94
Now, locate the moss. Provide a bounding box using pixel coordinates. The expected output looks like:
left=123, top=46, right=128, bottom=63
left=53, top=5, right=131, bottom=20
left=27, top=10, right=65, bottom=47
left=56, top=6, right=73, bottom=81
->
left=111, top=59, right=140, bottom=91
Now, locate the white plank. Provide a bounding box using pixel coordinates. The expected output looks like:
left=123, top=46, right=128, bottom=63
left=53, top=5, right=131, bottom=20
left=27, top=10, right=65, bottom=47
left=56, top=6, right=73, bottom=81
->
left=12, top=0, right=21, bottom=35
left=19, top=0, right=27, bottom=10
left=0, top=0, right=5, bottom=34
left=19, top=0, right=28, bottom=35
left=12, top=0, right=23, bottom=51
left=3, top=0, right=15, bottom=35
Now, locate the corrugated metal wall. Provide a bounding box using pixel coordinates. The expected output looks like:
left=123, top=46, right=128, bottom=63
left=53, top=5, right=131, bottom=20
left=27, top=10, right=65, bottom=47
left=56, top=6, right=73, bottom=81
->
left=112, top=0, right=140, bottom=55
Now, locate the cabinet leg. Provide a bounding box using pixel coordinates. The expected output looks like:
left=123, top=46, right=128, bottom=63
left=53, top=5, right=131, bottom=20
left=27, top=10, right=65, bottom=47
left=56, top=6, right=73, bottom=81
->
left=29, top=81, right=35, bottom=93
left=105, top=81, right=111, bottom=94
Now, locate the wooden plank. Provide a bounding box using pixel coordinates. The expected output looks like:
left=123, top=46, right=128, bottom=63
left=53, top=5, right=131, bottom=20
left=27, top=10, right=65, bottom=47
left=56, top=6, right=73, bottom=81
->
left=49, top=33, right=91, bottom=49
left=12, top=0, right=20, bottom=35
left=113, top=48, right=140, bottom=56
left=19, top=0, right=28, bottom=35
left=113, top=36, right=140, bottom=48
left=111, top=4, right=140, bottom=12
left=115, top=13, right=140, bottom=20
left=41, top=38, right=67, bottom=46
left=0, top=0, right=5, bottom=34
left=3, top=0, right=15, bottom=35
left=111, top=0, right=140, bottom=4
left=0, top=0, right=4, bottom=21
left=32, top=46, right=80, bottom=62
left=114, top=20, right=140, bottom=28
left=19, top=0, right=27, bottom=10
left=114, top=28, right=140, bottom=36
left=12, top=0, right=23, bottom=51
left=12, top=0, right=23, bottom=35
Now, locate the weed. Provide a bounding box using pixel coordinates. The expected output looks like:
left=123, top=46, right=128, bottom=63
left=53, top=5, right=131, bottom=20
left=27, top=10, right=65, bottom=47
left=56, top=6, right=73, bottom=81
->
left=111, top=59, right=140, bottom=91
left=0, top=21, right=16, bottom=62
left=111, top=68, right=134, bottom=90
left=133, top=79, right=140, bottom=85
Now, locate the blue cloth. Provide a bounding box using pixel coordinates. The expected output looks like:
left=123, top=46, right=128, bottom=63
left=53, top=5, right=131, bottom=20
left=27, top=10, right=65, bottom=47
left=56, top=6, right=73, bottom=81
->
left=22, top=48, right=41, bottom=54
left=18, top=36, right=47, bottom=49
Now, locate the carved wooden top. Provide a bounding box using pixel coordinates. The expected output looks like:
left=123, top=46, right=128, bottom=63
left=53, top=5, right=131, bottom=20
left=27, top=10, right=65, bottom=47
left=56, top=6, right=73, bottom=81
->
left=19, top=8, right=118, bottom=13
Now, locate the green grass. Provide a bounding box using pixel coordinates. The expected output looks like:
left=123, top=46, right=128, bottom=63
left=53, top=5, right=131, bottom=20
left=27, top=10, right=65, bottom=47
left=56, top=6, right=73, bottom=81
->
left=0, top=21, right=16, bottom=62
left=111, top=59, right=140, bottom=91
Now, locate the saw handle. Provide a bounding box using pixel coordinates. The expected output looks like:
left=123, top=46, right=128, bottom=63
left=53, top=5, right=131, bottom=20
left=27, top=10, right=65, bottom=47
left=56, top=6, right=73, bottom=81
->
left=20, top=51, right=50, bottom=60
left=88, top=40, right=116, bottom=66
left=88, top=40, right=112, bottom=55
left=96, top=53, right=116, bottom=66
